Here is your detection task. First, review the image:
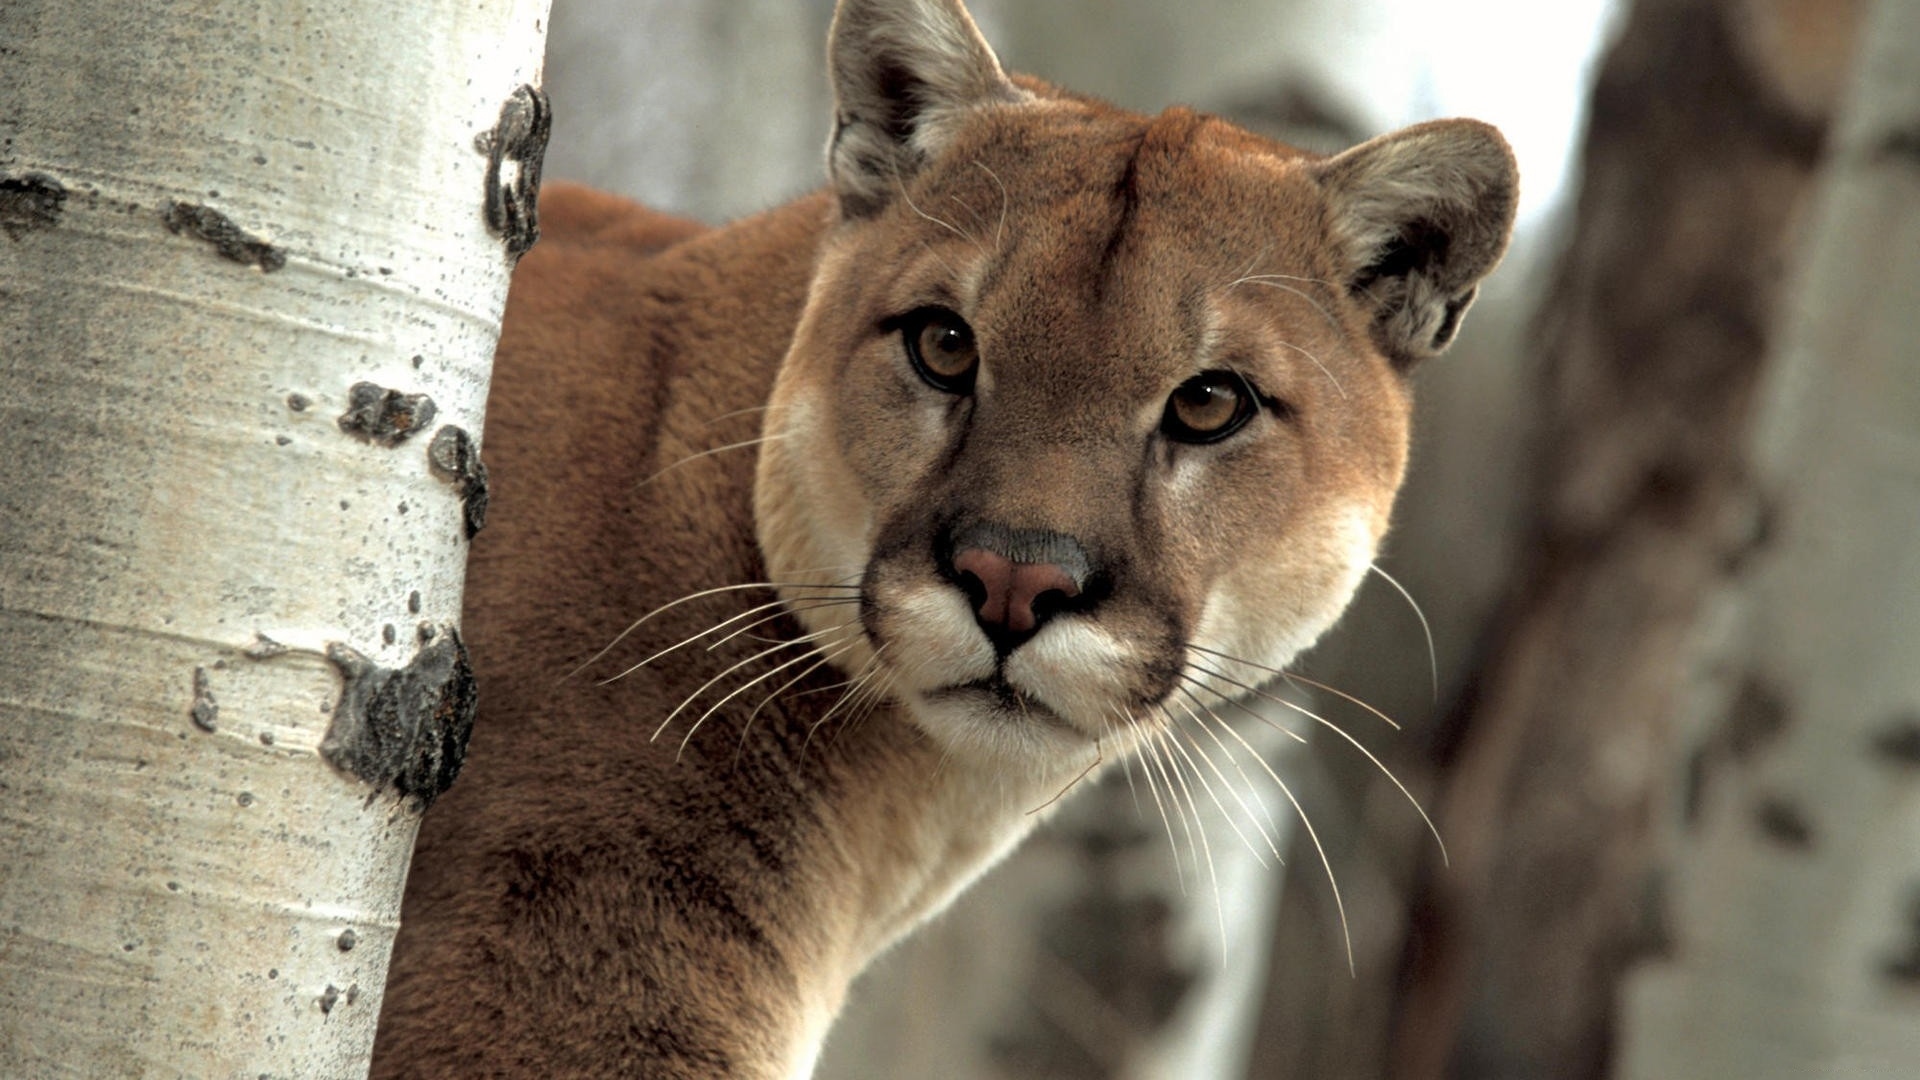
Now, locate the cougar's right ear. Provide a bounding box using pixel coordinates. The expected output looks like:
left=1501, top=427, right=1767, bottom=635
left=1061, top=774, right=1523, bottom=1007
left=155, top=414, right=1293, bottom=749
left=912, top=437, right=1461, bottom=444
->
left=1312, top=119, right=1519, bottom=370
left=827, top=0, right=1027, bottom=219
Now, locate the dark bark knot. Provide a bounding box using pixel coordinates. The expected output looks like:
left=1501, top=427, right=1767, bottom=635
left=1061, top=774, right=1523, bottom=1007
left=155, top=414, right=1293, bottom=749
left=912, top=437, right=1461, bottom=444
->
left=0, top=173, right=66, bottom=239
left=1871, top=713, right=1920, bottom=767
left=1876, top=123, right=1920, bottom=165
left=320, top=628, right=476, bottom=810
left=337, top=382, right=438, bottom=447
left=1752, top=794, right=1816, bottom=852
left=477, top=84, right=551, bottom=258
left=427, top=424, right=489, bottom=539
left=189, top=666, right=219, bottom=732
left=1882, top=888, right=1920, bottom=985
left=161, top=200, right=286, bottom=272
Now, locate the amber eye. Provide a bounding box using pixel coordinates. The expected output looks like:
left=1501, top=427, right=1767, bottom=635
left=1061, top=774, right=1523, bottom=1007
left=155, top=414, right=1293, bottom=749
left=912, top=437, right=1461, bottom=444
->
left=900, top=307, right=978, bottom=394
left=1162, top=370, right=1258, bottom=443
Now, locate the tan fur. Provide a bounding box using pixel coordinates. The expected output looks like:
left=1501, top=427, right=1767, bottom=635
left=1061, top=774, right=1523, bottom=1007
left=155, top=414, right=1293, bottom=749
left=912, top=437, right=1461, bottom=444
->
left=371, top=2, right=1515, bottom=1077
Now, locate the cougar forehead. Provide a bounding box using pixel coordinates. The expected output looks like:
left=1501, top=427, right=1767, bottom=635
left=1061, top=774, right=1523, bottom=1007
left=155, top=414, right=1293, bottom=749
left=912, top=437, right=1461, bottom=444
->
left=757, top=100, right=1416, bottom=764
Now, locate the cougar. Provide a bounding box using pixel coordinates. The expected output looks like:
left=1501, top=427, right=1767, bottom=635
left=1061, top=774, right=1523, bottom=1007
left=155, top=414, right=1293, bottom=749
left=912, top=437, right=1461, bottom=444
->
left=372, top=1, right=1517, bottom=1076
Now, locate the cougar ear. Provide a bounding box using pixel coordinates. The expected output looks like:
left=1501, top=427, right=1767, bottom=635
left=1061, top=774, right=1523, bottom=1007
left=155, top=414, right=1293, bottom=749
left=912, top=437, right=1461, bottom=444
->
left=1312, top=119, right=1519, bottom=369
left=827, top=0, right=1026, bottom=218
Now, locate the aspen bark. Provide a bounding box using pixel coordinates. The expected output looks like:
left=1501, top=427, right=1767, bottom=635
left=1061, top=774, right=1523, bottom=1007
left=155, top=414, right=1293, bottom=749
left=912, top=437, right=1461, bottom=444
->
left=1354, top=2, right=1866, bottom=1078
left=1619, top=0, right=1920, bottom=1074
left=0, top=2, right=548, bottom=1076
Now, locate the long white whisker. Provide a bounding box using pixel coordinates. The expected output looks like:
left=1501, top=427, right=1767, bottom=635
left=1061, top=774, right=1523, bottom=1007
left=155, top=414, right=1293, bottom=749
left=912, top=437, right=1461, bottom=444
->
left=1187, top=665, right=1447, bottom=867
left=700, top=403, right=774, bottom=428
left=972, top=160, right=1009, bottom=251
left=839, top=657, right=898, bottom=739
left=1369, top=562, right=1438, bottom=703
left=1234, top=270, right=1341, bottom=289
left=1188, top=643, right=1402, bottom=732
left=1153, top=727, right=1228, bottom=951
left=830, top=656, right=901, bottom=746
left=1128, top=708, right=1189, bottom=895
left=1147, top=723, right=1204, bottom=890
left=745, top=640, right=856, bottom=729
left=1188, top=697, right=1355, bottom=975
left=802, top=646, right=888, bottom=758
left=1172, top=696, right=1283, bottom=854
left=733, top=638, right=861, bottom=767
left=1178, top=675, right=1309, bottom=745
left=944, top=192, right=994, bottom=247
left=636, top=432, right=790, bottom=491
left=1283, top=671, right=1402, bottom=732
left=1104, top=709, right=1144, bottom=818
left=1176, top=689, right=1288, bottom=865
left=706, top=596, right=861, bottom=652
left=652, top=626, right=847, bottom=743
left=1276, top=339, right=1347, bottom=399
left=1222, top=241, right=1274, bottom=294
left=1028, top=740, right=1103, bottom=816
left=678, top=629, right=860, bottom=759
left=565, top=576, right=859, bottom=682
left=1227, top=275, right=1343, bottom=335
left=1164, top=709, right=1273, bottom=865
left=600, top=596, right=791, bottom=685
left=894, top=164, right=982, bottom=255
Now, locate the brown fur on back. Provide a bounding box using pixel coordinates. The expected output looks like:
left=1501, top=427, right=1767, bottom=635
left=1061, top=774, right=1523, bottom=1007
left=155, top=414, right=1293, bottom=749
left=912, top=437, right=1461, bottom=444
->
left=371, top=185, right=881, bottom=1078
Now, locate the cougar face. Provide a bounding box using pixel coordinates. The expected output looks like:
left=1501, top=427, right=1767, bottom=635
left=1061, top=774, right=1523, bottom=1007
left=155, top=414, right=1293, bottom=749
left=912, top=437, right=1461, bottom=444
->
left=758, top=105, right=1419, bottom=767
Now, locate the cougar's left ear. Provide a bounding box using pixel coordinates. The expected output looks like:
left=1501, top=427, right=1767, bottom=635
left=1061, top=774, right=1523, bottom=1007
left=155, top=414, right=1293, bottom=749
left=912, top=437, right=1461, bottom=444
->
left=827, top=0, right=1027, bottom=219
left=1312, top=119, right=1519, bottom=369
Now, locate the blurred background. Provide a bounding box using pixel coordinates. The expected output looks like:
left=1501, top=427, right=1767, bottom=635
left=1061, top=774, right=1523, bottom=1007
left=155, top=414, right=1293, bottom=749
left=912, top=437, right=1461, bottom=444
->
left=535, top=1, right=1916, bottom=1077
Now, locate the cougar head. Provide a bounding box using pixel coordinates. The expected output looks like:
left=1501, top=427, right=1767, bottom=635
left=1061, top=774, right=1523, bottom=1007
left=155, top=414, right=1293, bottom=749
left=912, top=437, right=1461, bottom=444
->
left=755, top=0, right=1517, bottom=767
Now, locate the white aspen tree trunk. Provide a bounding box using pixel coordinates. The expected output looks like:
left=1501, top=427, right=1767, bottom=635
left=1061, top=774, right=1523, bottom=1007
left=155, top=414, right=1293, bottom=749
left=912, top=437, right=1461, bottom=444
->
left=1619, top=1, right=1920, bottom=1075
left=0, top=2, right=548, bottom=1076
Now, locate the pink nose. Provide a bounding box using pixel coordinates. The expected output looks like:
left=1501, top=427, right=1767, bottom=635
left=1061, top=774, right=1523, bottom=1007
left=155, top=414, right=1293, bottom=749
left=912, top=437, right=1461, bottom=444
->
left=951, top=547, right=1083, bottom=637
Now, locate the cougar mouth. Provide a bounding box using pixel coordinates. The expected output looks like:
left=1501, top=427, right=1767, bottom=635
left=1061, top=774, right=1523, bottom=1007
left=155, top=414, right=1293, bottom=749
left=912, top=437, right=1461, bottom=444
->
left=907, top=674, right=1101, bottom=759
left=928, top=676, right=1070, bottom=725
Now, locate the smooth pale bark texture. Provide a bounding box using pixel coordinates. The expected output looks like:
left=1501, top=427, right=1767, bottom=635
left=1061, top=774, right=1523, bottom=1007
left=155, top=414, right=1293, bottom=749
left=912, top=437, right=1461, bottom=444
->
left=0, top=2, right=547, bottom=1076
left=1292, top=1, right=1865, bottom=1078
left=1619, top=0, right=1920, bottom=1074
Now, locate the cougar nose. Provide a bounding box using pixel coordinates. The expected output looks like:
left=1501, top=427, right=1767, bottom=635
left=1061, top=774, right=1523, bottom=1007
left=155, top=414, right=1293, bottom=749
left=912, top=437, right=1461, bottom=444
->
left=946, top=523, right=1092, bottom=653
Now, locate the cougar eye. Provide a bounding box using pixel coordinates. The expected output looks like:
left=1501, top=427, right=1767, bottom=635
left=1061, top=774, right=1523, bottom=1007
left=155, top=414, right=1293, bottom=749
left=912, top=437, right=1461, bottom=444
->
left=1162, top=370, right=1258, bottom=443
left=900, top=307, right=978, bottom=394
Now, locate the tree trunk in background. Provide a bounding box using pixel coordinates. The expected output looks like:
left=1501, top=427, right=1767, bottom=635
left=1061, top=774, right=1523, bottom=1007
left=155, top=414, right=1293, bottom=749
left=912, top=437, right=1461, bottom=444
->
left=538, top=1, right=827, bottom=220
left=0, top=2, right=547, bottom=1075
left=1618, top=0, right=1920, bottom=1074
left=1268, top=1, right=1863, bottom=1078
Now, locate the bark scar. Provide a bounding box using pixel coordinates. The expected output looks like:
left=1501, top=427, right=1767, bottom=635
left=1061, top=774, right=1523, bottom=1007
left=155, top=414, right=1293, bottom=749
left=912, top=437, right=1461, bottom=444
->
left=337, top=382, right=438, bottom=447
left=0, top=173, right=66, bottom=239
left=190, top=666, right=219, bottom=731
left=476, top=84, right=551, bottom=258
left=1876, top=123, right=1920, bottom=164
left=320, top=628, right=476, bottom=809
left=427, top=425, right=489, bottom=539
left=161, top=200, right=286, bottom=272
